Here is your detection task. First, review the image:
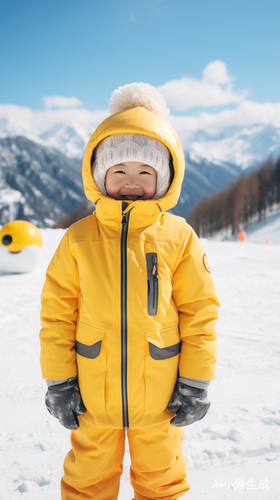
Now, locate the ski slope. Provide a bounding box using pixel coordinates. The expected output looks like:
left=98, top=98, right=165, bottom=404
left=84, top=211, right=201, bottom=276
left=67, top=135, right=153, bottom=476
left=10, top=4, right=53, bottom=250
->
left=245, top=207, right=280, bottom=245
left=210, top=206, right=280, bottom=246
left=0, top=229, right=280, bottom=500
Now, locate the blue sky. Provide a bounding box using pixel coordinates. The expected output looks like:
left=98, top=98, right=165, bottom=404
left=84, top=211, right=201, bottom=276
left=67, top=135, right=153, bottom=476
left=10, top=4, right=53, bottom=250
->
left=1, top=0, right=280, bottom=112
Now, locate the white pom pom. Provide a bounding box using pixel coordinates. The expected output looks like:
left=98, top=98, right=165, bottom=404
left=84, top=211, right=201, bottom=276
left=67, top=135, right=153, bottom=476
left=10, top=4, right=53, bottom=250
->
left=108, top=82, right=170, bottom=118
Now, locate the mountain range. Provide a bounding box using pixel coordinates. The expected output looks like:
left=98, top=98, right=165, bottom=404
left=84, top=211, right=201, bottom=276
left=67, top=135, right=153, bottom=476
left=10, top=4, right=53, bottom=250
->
left=0, top=118, right=280, bottom=226
left=0, top=137, right=89, bottom=227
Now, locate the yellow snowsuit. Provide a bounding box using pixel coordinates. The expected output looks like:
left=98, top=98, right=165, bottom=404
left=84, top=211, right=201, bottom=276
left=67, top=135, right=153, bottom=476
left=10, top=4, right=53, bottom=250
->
left=40, top=107, right=219, bottom=500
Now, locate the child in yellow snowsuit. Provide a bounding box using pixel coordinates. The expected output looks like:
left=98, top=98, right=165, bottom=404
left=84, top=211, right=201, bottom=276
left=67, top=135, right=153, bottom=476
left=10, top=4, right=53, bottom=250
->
left=40, top=83, right=220, bottom=500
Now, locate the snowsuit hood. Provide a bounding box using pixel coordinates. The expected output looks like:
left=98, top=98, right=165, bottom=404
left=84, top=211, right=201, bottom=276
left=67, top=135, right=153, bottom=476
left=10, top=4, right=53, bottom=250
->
left=82, top=107, right=185, bottom=227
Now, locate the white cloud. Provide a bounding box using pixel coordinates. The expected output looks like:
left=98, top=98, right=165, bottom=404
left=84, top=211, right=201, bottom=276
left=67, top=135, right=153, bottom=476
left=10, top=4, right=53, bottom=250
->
left=157, top=60, right=247, bottom=111
left=202, top=60, right=234, bottom=84
left=43, top=95, right=84, bottom=109
left=167, top=100, right=280, bottom=148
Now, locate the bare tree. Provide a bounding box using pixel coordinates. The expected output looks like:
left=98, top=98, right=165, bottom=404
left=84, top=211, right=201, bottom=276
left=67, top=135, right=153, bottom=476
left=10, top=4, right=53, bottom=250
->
left=187, top=156, right=280, bottom=237
left=53, top=201, right=93, bottom=229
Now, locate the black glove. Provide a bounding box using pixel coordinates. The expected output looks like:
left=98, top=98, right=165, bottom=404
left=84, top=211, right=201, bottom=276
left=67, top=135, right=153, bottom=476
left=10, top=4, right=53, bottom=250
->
left=45, top=378, right=86, bottom=430
left=167, top=381, right=210, bottom=427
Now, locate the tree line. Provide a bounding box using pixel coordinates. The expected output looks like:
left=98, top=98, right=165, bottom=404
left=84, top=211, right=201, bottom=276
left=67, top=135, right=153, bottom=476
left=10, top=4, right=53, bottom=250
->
left=53, top=201, right=93, bottom=228
left=187, top=156, right=280, bottom=237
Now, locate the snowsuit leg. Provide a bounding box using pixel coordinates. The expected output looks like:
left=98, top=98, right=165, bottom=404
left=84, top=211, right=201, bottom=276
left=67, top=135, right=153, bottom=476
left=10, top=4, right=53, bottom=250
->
left=128, top=419, right=190, bottom=500
left=61, top=415, right=125, bottom=500
left=61, top=415, right=189, bottom=500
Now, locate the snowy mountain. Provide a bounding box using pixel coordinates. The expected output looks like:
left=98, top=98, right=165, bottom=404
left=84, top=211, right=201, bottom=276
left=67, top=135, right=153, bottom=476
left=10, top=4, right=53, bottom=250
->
left=172, top=123, right=280, bottom=217
left=1, top=119, right=279, bottom=225
left=0, top=137, right=90, bottom=227
left=187, top=123, right=280, bottom=170
left=38, top=122, right=91, bottom=159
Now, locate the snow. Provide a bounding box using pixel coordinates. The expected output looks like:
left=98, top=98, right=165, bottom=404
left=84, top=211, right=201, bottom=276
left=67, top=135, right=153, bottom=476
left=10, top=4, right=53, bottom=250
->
left=0, top=188, right=25, bottom=221
left=1, top=229, right=280, bottom=499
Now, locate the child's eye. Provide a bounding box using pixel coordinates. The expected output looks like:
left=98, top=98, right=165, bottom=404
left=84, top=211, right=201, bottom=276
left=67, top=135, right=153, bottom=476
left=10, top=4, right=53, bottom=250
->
left=115, top=170, right=126, bottom=174
left=140, top=171, right=151, bottom=175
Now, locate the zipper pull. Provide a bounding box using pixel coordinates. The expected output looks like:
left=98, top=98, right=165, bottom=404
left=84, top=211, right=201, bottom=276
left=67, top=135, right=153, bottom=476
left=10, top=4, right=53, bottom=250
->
left=152, top=257, right=158, bottom=279
left=121, top=213, right=127, bottom=225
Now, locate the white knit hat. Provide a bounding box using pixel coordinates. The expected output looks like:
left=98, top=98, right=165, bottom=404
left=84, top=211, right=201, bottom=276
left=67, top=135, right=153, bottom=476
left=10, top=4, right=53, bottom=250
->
left=92, top=82, right=171, bottom=199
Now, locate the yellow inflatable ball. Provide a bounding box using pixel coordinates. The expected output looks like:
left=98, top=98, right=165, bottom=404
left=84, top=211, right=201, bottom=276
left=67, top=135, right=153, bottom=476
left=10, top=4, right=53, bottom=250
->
left=0, top=220, right=43, bottom=273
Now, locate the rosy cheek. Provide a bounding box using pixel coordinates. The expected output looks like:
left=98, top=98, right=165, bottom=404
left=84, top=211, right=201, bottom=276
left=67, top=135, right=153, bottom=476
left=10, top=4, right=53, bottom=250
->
left=106, top=176, right=117, bottom=190
left=106, top=176, right=123, bottom=198
left=146, top=177, right=157, bottom=191
left=143, top=182, right=156, bottom=198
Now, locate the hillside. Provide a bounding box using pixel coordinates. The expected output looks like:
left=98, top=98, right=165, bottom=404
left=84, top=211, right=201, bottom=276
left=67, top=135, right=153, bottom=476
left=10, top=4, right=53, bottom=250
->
left=173, top=152, right=239, bottom=217
left=188, top=154, right=280, bottom=240
left=209, top=205, right=280, bottom=245
left=0, top=136, right=90, bottom=227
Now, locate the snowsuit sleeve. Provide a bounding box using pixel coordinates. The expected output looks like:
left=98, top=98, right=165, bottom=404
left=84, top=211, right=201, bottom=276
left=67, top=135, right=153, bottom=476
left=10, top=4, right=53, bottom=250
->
left=40, top=229, right=79, bottom=380
left=172, top=225, right=219, bottom=381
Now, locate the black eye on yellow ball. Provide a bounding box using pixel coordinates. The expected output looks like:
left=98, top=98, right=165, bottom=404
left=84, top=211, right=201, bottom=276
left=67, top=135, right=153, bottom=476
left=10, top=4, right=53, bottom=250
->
left=2, top=234, right=12, bottom=246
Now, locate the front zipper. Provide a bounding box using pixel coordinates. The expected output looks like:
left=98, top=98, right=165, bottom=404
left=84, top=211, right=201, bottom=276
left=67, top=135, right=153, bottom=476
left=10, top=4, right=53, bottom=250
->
left=146, top=253, right=159, bottom=316
left=120, top=207, right=132, bottom=429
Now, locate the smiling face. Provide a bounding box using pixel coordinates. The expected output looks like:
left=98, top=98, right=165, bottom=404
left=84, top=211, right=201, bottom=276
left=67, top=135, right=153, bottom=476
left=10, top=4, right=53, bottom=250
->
left=105, top=161, right=157, bottom=201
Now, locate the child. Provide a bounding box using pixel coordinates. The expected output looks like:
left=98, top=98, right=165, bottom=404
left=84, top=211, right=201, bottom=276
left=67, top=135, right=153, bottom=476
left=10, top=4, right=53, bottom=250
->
left=40, top=82, right=219, bottom=500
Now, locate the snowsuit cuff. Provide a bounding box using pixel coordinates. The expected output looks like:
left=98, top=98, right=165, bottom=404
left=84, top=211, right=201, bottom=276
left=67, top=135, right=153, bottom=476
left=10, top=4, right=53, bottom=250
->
left=46, top=376, right=77, bottom=387
left=178, top=375, right=211, bottom=390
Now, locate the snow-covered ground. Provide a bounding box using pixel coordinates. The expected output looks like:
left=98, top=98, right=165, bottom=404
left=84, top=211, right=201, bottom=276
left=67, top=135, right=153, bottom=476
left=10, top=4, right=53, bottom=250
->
left=1, top=229, right=280, bottom=500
